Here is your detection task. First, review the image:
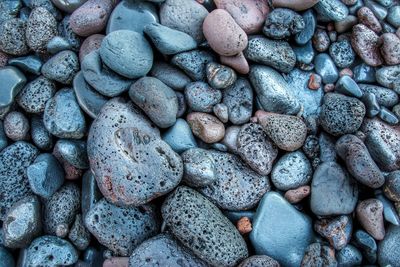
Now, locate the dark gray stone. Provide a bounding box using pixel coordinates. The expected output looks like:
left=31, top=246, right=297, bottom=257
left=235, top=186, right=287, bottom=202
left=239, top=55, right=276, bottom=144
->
left=329, top=39, right=355, bottom=68
left=31, top=115, right=53, bottom=151
left=314, top=53, right=339, bottom=84
left=54, top=139, right=88, bottom=169
left=42, top=50, right=80, bottom=84
left=359, top=84, right=399, bottom=107
left=337, top=245, right=363, bottom=267
left=184, top=81, right=221, bottom=113
left=353, top=230, right=377, bottom=264
left=354, top=63, right=376, bottom=83
left=263, top=8, right=304, bottom=39
left=81, top=171, right=102, bottom=218
left=47, top=36, right=71, bottom=54
left=171, top=50, right=216, bottom=81
left=0, top=18, right=29, bottom=55
left=68, top=214, right=91, bottom=251
left=293, top=41, right=315, bottom=65
left=181, top=148, right=216, bottom=187
left=295, top=10, right=316, bottom=45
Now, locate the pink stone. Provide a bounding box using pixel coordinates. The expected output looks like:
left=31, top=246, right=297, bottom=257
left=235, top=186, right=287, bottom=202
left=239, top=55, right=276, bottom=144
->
left=187, top=112, right=225, bottom=143
left=79, top=34, right=105, bottom=62
left=357, top=7, right=382, bottom=33
left=103, top=257, right=129, bottom=267
left=214, top=0, right=269, bottom=34
left=220, top=52, right=249, bottom=75
left=380, top=33, right=400, bottom=66
left=356, top=199, right=385, bottom=240
left=203, top=9, right=248, bottom=56
left=284, top=186, right=311, bottom=204
left=271, top=0, right=320, bottom=11
left=351, top=24, right=383, bottom=67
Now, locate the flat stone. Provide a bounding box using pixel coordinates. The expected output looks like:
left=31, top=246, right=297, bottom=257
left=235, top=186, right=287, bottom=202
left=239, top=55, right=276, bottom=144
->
left=186, top=112, right=225, bottom=144
left=8, top=55, right=42, bottom=75
left=250, top=192, right=314, bottom=267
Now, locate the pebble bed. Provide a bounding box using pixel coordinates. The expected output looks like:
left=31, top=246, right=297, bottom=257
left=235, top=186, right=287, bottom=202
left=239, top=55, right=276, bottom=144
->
left=0, top=0, right=400, bottom=266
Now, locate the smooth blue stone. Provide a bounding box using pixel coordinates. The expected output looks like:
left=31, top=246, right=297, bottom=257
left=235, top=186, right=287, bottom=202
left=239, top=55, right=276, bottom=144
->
left=353, top=230, right=377, bottom=264
left=81, top=171, right=102, bottom=218
left=364, top=0, right=388, bottom=20
left=375, top=0, right=393, bottom=7
left=381, top=21, right=396, bottom=33
left=295, top=10, right=316, bottom=45
left=353, top=63, right=376, bottom=83
left=55, top=139, right=89, bottom=169
left=47, top=36, right=71, bottom=54
left=362, top=93, right=381, bottom=118
left=379, top=107, right=399, bottom=125
left=0, top=66, right=26, bottom=109
left=359, top=84, right=399, bottom=108
left=0, top=122, right=8, bottom=152
left=349, top=0, right=364, bottom=15
left=336, top=75, right=363, bottom=98
left=314, top=53, right=339, bottom=84
left=337, top=245, right=363, bottom=267
left=250, top=192, right=315, bottom=267
left=375, top=193, right=400, bottom=226
left=162, top=118, right=197, bottom=154
left=314, top=0, right=349, bottom=22
left=8, top=55, right=42, bottom=75
left=0, top=246, right=15, bottom=267
left=387, top=6, right=400, bottom=28
left=19, top=7, right=31, bottom=21
left=293, top=41, right=315, bottom=65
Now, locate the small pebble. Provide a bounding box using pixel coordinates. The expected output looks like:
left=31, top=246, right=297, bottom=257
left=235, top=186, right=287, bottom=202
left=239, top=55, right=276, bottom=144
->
left=236, top=217, right=252, bottom=235
left=358, top=7, right=382, bottom=33
left=206, top=62, right=236, bottom=89
left=47, top=36, right=71, bottom=54
left=31, top=115, right=53, bottom=151
left=314, top=215, right=352, bottom=250
left=187, top=112, right=225, bottom=143
left=41, top=50, right=80, bottom=84
left=220, top=52, right=249, bottom=75
left=380, top=33, right=400, bottom=65
left=162, top=118, right=197, bottom=154
left=263, top=8, right=304, bottom=40
left=314, top=53, right=339, bottom=84
left=150, top=61, right=191, bottom=91
left=213, top=103, right=228, bottom=123
left=26, top=7, right=58, bottom=53
left=223, top=78, right=253, bottom=125
left=3, top=111, right=30, bottom=141
left=314, top=0, right=349, bottom=21
left=172, top=50, right=215, bottom=81
left=68, top=214, right=91, bottom=251
left=353, top=229, right=377, bottom=264
left=362, top=92, right=380, bottom=118
left=356, top=199, right=385, bottom=240
left=185, top=81, right=221, bottom=113
left=181, top=148, right=216, bottom=187
left=329, top=39, right=356, bottom=68
left=312, top=29, right=330, bottom=52
left=351, top=24, right=383, bottom=67
left=284, top=186, right=311, bottom=204
left=301, top=243, right=337, bottom=266
left=337, top=245, right=363, bottom=267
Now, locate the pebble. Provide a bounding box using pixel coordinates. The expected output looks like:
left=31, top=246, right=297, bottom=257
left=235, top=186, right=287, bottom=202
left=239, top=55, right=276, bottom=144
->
left=3, top=195, right=41, bottom=248
left=150, top=61, right=191, bottom=91
left=222, top=78, right=253, bottom=125
left=68, top=214, right=91, bottom=251
left=380, top=33, right=400, bottom=65
left=250, top=192, right=314, bottom=267
left=263, top=8, right=304, bottom=40
left=26, top=7, right=57, bottom=53
left=0, top=18, right=29, bottom=56
left=104, top=257, right=129, bottom=267
left=27, top=153, right=64, bottom=198
left=312, top=28, right=330, bottom=52
left=257, top=111, right=308, bottom=151
left=0, top=142, right=39, bottom=220
left=100, top=30, right=153, bottom=79
left=314, top=215, right=352, bottom=250
left=3, top=111, right=29, bottom=141
left=130, top=77, right=178, bottom=128
left=47, top=36, right=71, bottom=54
left=187, top=112, right=225, bottom=143
left=0, top=66, right=26, bottom=116
left=220, top=52, right=250, bottom=75
left=271, top=150, right=312, bottom=190
left=181, top=148, right=216, bottom=187
left=172, top=50, right=215, bottom=81
left=375, top=64, right=400, bottom=88
left=379, top=107, right=399, bottom=125
left=320, top=93, right=366, bottom=136
left=249, top=65, right=300, bottom=115
left=16, top=76, right=56, bottom=113
left=354, top=63, right=376, bottom=84
left=329, top=39, right=356, bottom=68
left=8, top=55, right=42, bottom=75
left=25, top=235, right=78, bottom=266
left=107, top=0, right=158, bottom=34
left=44, top=88, right=86, bottom=139
left=337, top=245, right=363, bottom=267
left=359, top=84, right=398, bottom=107
left=311, top=161, right=358, bottom=216
left=237, top=123, right=277, bottom=176
left=213, top=103, right=229, bottom=123
left=161, top=186, right=248, bottom=266
left=0, top=0, right=21, bottom=24
left=51, top=0, right=87, bottom=13
left=314, top=53, right=339, bottom=84
left=70, top=0, right=114, bottom=36
left=294, top=41, right=315, bottom=66
left=43, top=183, right=80, bottom=237
left=79, top=34, right=104, bottom=62
left=376, top=192, right=400, bottom=226
left=301, top=243, right=337, bottom=266
left=29, top=0, right=63, bottom=21
left=354, top=229, right=377, bottom=264
left=54, top=139, right=88, bottom=169
left=175, top=91, right=187, bottom=117
left=144, top=23, right=197, bottom=55
left=361, top=118, right=400, bottom=171
left=41, top=50, right=80, bottom=84
left=364, top=0, right=388, bottom=20
left=384, top=171, right=400, bottom=202
left=222, top=126, right=240, bottom=153
left=162, top=118, right=197, bottom=154
left=336, top=134, right=385, bottom=188
left=351, top=24, right=383, bottom=67
left=245, top=36, right=296, bottom=73
left=0, top=247, right=15, bottom=267
left=206, top=62, right=236, bottom=89
left=30, top=115, right=53, bottom=151
left=358, top=7, right=382, bottom=34
left=363, top=91, right=380, bottom=117
left=335, top=15, right=358, bottom=33
left=81, top=171, right=101, bottom=218
left=336, top=75, right=362, bottom=97
left=284, top=185, right=311, bottom=204
left=185, top=82, right=221, bottom=113
left=378, top=225, right=400, bottom=266
left=387, top=5, right=400, bottom=28
left=356, top=199, right=385, bottom=240
left=314, top=0, right=349, bottom=21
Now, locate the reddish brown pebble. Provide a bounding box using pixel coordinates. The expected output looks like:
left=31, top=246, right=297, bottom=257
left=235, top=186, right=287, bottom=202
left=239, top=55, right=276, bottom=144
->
left=380, top=33, right=400, bottom=66
left=214, top=0, right=269, bottom=34
left=284, top=186, right=311, bottom=204
left=220, top=52, right=250, bottom=75
left=351, top=24, right=383, bottom=67
left=203, top=9, right=248, bottom=56
left=339, top=68, right=353, bottom=77
left=79, top=34, right=105, bottom=62
left=271, top=0, right=319, bottom=11
left=103, top=257, right=129, bottom=267
left=187, top=112, right=225, bottom=143
left=324, top=84, right=335, bottom=93
left=308, top=73, right=322, bottom=90
left=356, top=199, right=385, bottom=240
left=357, top=7, right=382, bottom=33
left=70, top=0, right=115, bottom=37
left=237, top=217, right=252, bottom=235
left=0, top=51, right=8, bottom=67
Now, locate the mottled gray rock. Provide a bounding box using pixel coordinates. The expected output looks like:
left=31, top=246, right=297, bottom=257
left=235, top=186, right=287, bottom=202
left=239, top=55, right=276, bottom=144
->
left=185, top=81, right=221, bottom=113
left=150, top=61, right=191, bottom=91
left=172, top=50, right=216, bottom=81
left=238, top=255, right=280, bottom=267
left=378, top=225, right=400, bottom=267
left=54, top=139, right=88, bottom=169
left=0, top=18, right=29, bottom=56
left=68, top=214, right=91, bottom=251
left=337, top=245, right=363, bottom=267
left=314, top=0, right=349, bottom=21
left=223, top=78, right=253, bottom=125
left=359, top=84, right=399, bottom=108
left=301, top=243, right=338, bottom=266
left=329, top=39, right=355, bottom=68
left=263, top=8, right=304, bottom=39
left=3, top=111, right=30, bottom=141
left=181, top=148, right=216, bottom=187
left=31, top=115, right=53, bottom=151
left=41, top=50, right=80, bottom=84
left=376, top=65, right=400, bottom=88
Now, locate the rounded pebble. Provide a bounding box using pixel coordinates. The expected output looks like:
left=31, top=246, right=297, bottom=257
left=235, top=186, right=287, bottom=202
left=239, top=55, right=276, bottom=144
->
left=26, top=7, right=57, bottom=53
left=186, top=112, right=225, bottom=143
left=3, top=111, right=30, bottom=141
left=356, top=199, right=385, bottom=240
left=41, top=50, right=80, bottom=84
left=0, top=18, right=29, bottom=56
left=185, top=81, right=222, bottom=113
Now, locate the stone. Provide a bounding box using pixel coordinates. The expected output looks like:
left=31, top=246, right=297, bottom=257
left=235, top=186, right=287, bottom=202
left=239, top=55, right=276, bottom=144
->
left=162, top=118, right=197, bottom=154
left=51, top=0, right=87, bottom=13
left=353, top=230, right=377, bottom=264
left=0, top=66, right=26, bottom=114
left=0, top=18, right=29, bottom=56
left=213, top=103, right=229, bottom=123
left=284, top=186, right=311, bottom=204
left=357, top=199, right=385, bottom=240
left=43, top=183, right=80, bottom=237
left=8, top=55, right=42, bottom=75
left=250, top=192, right=314, bottom=267
left=295, top=10, right=316, bottom=45
left=16, top=76, right=56, bottom=114
left=3, top=195, right=41, bottom=248
left=31, top=115, right=53, bottom=151
left=27, top=153, right=64, bottom=198
left=222, top=78, right=253, bottom=125
left=185, top=82, right=221, bottom=113
left=81, top=171, right=102, bottom=218
left=79, top=34, right=104, bottom=62
left=0, top=142, right=39, bottom=220
left=312, top=28, right=330, bottom=52
left=354, top=63, right=376, bottom=83
left=47, top=36, right=71, bottom=54
left=237, top=123, right=278, bottom=176
left=25, top=235, right=78, bottom=266
left=336, top=75, right=362, bottom=98
left=244, top=36, right=296, bottom=73
left=3, top=111, right=29, bottom=141
left=238, top=255, right=280, bottom=267
left=144, top=23, right=197, bottom=55
left=358, top=7, right=382, bottom=33
left=206, top=62, right=236, bottom=89
left=175, top=91, right=186, bottom=118
left=364, top=0, right=388, bottom=20
left=42, top=50, right=80, bottom=84
left=335, top=15, right=358, bottom=33
left=271, top=151, right=312, bottom=191
left=100, top=30, right=153, bottom=79
left=181, top=148, right=216, bottom=187
left=220, top=52, right=250, bottom=75
left=172, top=50, right=215, bottom=81
left=301, top=243, right=337, bottom=266
left=320, top=93, right=366, bottom=136
left=162, top=186, right=248, bottom=266
left=314, top=0, right=349, bottom=21
left=0, top=247, right=15, bottom=267
left=222, top=126, right=241, bottom=153
left=359, top=84, right=398, bottom=108
left=103, top=257, right=129, bottom=267
left=329, top=39, right=356, bottom=68
left=87, top=98, right=182, bottom=206
left=387, top=5, right=400, bottom=28
left=336, top=134, right=385, bottom=188
left=263, top=8, right=304, bottom=39
left=129, top=234, right=207, bottom=267
left=186, top=112, right=225, bottom=143
left=271, top=0, right=319, bottom=11
left=375, top=65, right=400, bottom=88
left=337, top=245, right=363, bottom=267
left=314, top=53, right=339, bottom=84
left=58, top=15, right=82, bottom=52
left=314, top=215, right=352, bottom=250
left=130, top=77, right=178, bottom=128
left=26, top=7, right=57, bottom=53
left=257, top=111, right=307, bottom=151
left=68, top=214, right=91, bottom=251
left=380, top=33, right=400, bottom=65
left=107, top=0, right=158, bottom=34
left=249, top=65, right=300, bottom=115
left=378, top=225, right=400, bottom=266
left=54, top=139, right=88, bottom=169
left=160, top=0, right=208, bottom=43
left=150, top=62, right=191, bottom=91
left=384, top=171, right=400, bottom=202
left=28, top=0, right=62, bottom=20
left=310, top=161, right=358, bottom=216
left=351, top=24, right=383, bottom=67
left=376, top=193, right=400, bottom=226
left=44, top=88, right=86, bottom=139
